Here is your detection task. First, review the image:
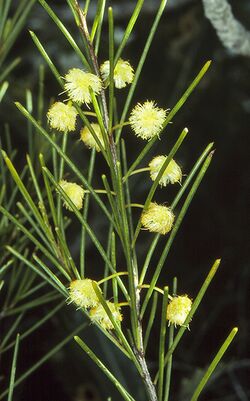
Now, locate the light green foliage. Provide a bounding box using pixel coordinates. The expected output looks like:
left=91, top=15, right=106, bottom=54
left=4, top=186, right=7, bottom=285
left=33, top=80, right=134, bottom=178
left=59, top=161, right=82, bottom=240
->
left=0, top=1, right=238, bottom=400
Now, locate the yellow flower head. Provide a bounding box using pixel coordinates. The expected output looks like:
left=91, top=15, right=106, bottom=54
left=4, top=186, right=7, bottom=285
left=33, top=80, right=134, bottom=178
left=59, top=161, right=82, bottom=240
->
left=167, top=295, right=192, bottom=327
left=68, top=279, right=100, bottom=309
left=100, top=59, right=134, bottom=89
left=64, top=68, right=102, bottom=104
left=129, top=101, right=167, bottom=140
left=47, top=102, right=78, bottom=132
left=59, top=180, right=84, bottom=211
left=149, top=155, right=182, bottom=186
left=80, top=123, right=104, bottom=152
left=89, top=301, right=123, bottom=330
left=141, top=202, right=174, bottom=235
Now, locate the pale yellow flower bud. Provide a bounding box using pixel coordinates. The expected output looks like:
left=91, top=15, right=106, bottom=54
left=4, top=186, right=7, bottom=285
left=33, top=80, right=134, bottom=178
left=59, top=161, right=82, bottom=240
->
left=59, top=180, right=84, bottom=211
left=80, top=123, right=104, bottom=152
left=47, top=102, right=78, bottom=132
left=167, top=295, right=192, bottom=327
left=141, top=202, right=174, bottom=235
left=68, top=279, right=100, bottom=309
left=149, top=155, right=182, bottom=186
left=64, top=68, right=102, bottom=105
left=129, top=101, right=167, bottom=140
left=89, top=301, right=123, bottom=330
left=100, top=59, right=134, bottom=89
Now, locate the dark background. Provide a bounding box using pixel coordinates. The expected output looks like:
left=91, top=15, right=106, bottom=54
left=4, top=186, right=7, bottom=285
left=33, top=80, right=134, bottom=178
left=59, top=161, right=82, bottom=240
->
left=1, top=0, right=250, bottom=400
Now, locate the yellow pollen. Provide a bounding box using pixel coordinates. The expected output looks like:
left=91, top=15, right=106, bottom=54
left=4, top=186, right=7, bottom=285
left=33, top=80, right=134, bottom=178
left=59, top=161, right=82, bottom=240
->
left=47, top=102, right=78, bottom=132
left=80, top=123, right=104, bottom=152
left=89, top=301, right=123, bottom=330
left=149, top=155, right=182, bottom=186
left=59, top=180, right=84, bottom=211
left=141, top=202, right=174, bottom=235
left=68, top=279, right=100, bottom=309
left=129, top=101, right=167, bottom=140
left=100, top=59, right=134, bottom=89
left=167, top=295, right=192, bottom=327
left=64, top=68, right=102, bottom=105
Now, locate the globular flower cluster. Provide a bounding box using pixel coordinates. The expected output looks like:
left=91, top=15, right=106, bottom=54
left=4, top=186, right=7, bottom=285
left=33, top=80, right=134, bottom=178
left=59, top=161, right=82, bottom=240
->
left=80, top=123, right=104, bottom=152
left=64, top=68, right=102, bottom=105
left=100, top=58, right=134, bottom=89
left=68, top=279, right=123, bottom=330
left=58, top=180, right=84, bottom=211
left=90, top=301, right=123, bottom=330
left=141, top=202, right=174, bottom=235
left=167, top=295, right=192, bottom=327
left=47, top=102, right=78, bottom=133
left=129, top=101, right=167, bottom=140
left=149, top=155, right=182, bottom=186
left=68, top=279, right=100, bottom=309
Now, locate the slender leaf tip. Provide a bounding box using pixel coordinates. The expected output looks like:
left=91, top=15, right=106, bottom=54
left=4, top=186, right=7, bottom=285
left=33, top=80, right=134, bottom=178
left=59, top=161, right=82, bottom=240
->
left=1, top=149, right=7, bottom=158
left=212, top=259, right=221, bottom=272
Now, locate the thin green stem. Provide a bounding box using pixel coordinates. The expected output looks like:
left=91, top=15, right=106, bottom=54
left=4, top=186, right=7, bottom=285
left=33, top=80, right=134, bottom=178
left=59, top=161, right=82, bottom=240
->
left=108, top=7, right=115, bottom=132
left=57, top=132, right=67, bottom=230
left=80, top=149, right=96, bottom=277
left=75, top=336, right=136, bottom=401
left=116, top=161, right=139, bottom=344
left=1, top=315, right=23, bottom=349
left=143, top=292, right=158, bottom=352
left=189, top=327, right=238, bottom=401
left=164, top=278, right=177, bottom=401
left=114, top=0, right=144, bottom=64
left=7, top=334, right=20, bottom=401
left=158, top=287, right=169, bottom=401
left=93, top=0, right=106, bottom=54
